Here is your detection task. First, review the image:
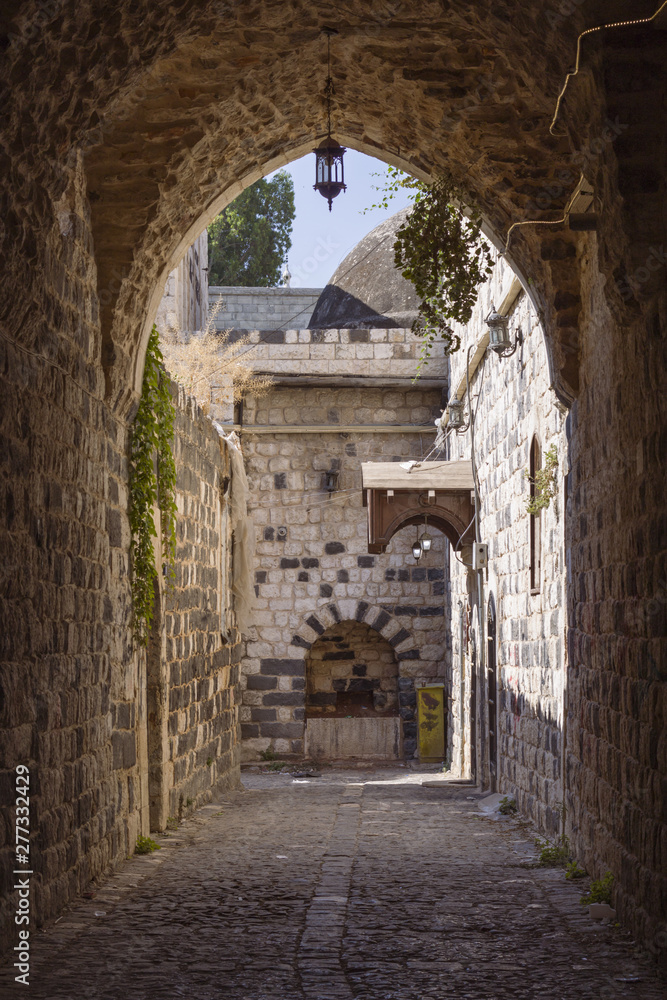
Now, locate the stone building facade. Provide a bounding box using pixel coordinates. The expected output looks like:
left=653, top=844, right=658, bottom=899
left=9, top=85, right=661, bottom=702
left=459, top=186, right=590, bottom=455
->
left=210, top=285, right=323, bottom=332
left=155, top=231, right=209, bottom=336
left=442, top=259, right=568, bottom=836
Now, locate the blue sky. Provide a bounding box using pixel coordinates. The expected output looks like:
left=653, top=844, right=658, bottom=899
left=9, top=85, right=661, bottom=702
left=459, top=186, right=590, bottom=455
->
left=268, top=150, right=415, bottom=289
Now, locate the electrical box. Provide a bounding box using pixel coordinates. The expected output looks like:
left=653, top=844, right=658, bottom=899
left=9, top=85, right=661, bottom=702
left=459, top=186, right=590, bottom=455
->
left=417, top=684, right=445, bottom=762
left=473, top=542, right=488, bottom=570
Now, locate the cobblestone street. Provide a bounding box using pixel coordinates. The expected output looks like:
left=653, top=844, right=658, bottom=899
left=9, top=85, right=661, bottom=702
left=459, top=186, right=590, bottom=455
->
left=4, top=770, right=664, bottom=1000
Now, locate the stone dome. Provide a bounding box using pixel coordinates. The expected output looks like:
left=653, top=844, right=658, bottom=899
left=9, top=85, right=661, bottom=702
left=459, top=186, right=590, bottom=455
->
left=308, top=208, right=418, bottom=329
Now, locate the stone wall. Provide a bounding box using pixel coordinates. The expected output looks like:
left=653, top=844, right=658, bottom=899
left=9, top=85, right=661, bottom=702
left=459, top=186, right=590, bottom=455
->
left=156, top=232, right=209, bottom=336
left=238, top=373, right=449, bottom=761
left=0, top=323, right=242, bottom=957
left=444, top=257, right=567, bottom=838
left=160, top=386, right=242, bottom=826
left=210, top=286, right=323, bottom=333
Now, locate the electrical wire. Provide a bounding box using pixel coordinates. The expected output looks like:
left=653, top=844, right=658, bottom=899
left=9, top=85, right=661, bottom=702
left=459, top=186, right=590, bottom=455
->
left=550, top=1, right=667, bottom=136
left=502, top=2, right=667, bottom=254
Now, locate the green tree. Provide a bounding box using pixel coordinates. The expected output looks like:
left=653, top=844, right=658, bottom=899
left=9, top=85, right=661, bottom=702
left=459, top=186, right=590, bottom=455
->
left=207, top=171, right=295, bottom=286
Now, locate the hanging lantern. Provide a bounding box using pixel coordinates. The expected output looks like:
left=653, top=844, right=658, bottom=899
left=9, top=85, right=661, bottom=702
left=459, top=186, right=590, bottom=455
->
left=485, top=303, right=511, bottom=354
left=314, top=137, right=347, bottom=210
left=419, top=516, right=432, bottom=553
left=412, top=537, right=422, bottom=561
left=313, top=28, right=347, bottom=211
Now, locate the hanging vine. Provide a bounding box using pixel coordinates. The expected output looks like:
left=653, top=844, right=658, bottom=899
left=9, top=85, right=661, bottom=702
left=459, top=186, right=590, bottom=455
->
left=368, top=168, right=495, bottom=373
left=129, top=324, right=177, bottom=645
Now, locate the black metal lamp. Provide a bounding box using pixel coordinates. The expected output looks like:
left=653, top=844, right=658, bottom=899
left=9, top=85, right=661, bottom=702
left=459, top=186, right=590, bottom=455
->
left=313, top=28, right=347, bottom=211
left=447, top=397, right=466, bottom=429
left=324, top=468, right=339, bottom=493
left=412, top=536, right=422, bottom=561
left=486, top=303, right=523, bottom=358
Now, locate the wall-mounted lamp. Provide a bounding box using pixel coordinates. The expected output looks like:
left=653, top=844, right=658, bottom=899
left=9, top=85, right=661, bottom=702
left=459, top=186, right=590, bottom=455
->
left=485, top=303, right=523, bottom=358
left=323, top=468, right=340, bottom=493
left=447, top=396, right=467, bottom=432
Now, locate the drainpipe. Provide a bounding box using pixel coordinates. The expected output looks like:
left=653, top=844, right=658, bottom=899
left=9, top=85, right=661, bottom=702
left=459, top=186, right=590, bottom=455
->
left=467, top=348, right=486, bottom=790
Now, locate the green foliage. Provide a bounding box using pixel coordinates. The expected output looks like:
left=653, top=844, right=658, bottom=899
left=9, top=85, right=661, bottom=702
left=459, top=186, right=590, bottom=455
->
left=206, top=757, right=213, bottom=767
left=580, top=872, right=614, bottom=906
left=135, top=835, right=161, bottom=855
left=264, top=760, right=288, bottom=771
left=364, top=165, right=426, bottom=212
left=166, top=816, right=178, bottom=830
left=525, top=444, right=558, bottom=516
left=259, top=748, right=277, bottom=761
left=129, top=325, right=177, bottom=645
left=535, top=835, right=571, bottom=867
left=566, top=860, right=587, bottom=880
left=208, top=171, right=295, bottom=286
left=499, top=796, right=517, bottom=815
left=367, top=168, right=494, bottom=373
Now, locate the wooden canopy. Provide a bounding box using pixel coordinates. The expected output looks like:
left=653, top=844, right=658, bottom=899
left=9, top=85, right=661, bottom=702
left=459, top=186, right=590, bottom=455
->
left=361, top=460, right=476, bottom=554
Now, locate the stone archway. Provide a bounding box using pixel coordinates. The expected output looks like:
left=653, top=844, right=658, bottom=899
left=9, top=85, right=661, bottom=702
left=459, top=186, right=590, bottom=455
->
left=304, top=620, right=402, bottom=761
left=1, top=0, right=666, bottom=957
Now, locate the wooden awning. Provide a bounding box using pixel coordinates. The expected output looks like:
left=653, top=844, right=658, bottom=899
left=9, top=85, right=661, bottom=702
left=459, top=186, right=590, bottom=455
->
left=361, top=460, right=476, bottom=554
left=361, top=460, right=474, bottom=491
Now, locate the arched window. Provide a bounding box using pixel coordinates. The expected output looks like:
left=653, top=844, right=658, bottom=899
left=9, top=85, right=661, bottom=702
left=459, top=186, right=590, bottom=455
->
left=530, top=436, right=541, bottom=593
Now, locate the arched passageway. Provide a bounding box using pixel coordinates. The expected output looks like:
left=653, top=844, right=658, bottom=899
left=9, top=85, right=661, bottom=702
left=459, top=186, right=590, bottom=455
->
left=0, top=0, right=665, bottom=963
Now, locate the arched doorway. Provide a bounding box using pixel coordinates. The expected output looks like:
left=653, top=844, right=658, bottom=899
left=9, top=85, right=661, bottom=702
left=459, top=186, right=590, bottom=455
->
left=305, top=621, right=401, bottom=760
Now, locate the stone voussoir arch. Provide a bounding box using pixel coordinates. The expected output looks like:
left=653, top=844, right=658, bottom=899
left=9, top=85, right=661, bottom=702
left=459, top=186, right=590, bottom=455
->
left=288, top=599, right=419, bottom=665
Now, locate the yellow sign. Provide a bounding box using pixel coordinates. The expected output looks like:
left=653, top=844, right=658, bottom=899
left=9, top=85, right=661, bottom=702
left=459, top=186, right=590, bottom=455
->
left=417, top=684, right=445, bottom=761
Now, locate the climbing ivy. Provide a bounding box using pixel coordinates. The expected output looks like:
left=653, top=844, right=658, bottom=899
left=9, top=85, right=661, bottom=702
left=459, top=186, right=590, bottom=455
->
left=129, top=324, right=177, bottom=645
left=368, top=168, right=495, bottom=373
left=525, top=444, right=559, bottom=516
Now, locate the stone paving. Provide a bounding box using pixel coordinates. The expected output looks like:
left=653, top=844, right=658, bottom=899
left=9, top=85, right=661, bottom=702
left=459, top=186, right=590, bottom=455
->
left=3, top=768, right=664, bottom=1000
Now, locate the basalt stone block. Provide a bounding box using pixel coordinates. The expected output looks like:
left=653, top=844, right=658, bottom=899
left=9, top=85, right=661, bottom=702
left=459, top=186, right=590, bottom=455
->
left=264, top=526, right=274, bottom=540
left=403, top=722, right=417, bottom=739
left=398, top=677, right=416, bottom=690
left=373, top=610, right=391, bottom=632
left=319, top=584, right=333, bottom=598
left=394, top=606, right=417, bottom=616
left=412, top=568, right=426, bottom=581
left=298, top=571, right=309, bottom=581
left=357, top=555, right=375, bottom=567
left=325, top=541, right=345, bottom=555
left=255, top=570, right=267, bottom=583
left=291, top=634, right=312, bottom=649
left=262, top=692, right=305, bottom=706
left=292, top=677, right=306, bottom=691
left=241, top=724, right=259, bottom=739
left=337, top=569, right=349, bottom=583
left=427, top=568, right=444, bottom=580
left=260, top=657, right=305, bottom=676
left=419, top=606, right=444, bottom=616
left=246, top=674, right=277, bottom=691
left=323, top=650, right=354, bottom=660
left=389, top=628, right=411, bottom=647
left=111, top=731, right=136, bottom=770
left=281, top=557, right=300, bottom=569
left=302, top=557, right=319, bottom=568
left=332, top=679, right=347, bottom=692
left=250, top=708, right=276, bottom=722
left=355, top=601, right=370, bottom=622
left=397, top=648, right=419, bottom=661
left=306, top=615, right=325, bottom=635
left=353, top=664, right=366, bottom=676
